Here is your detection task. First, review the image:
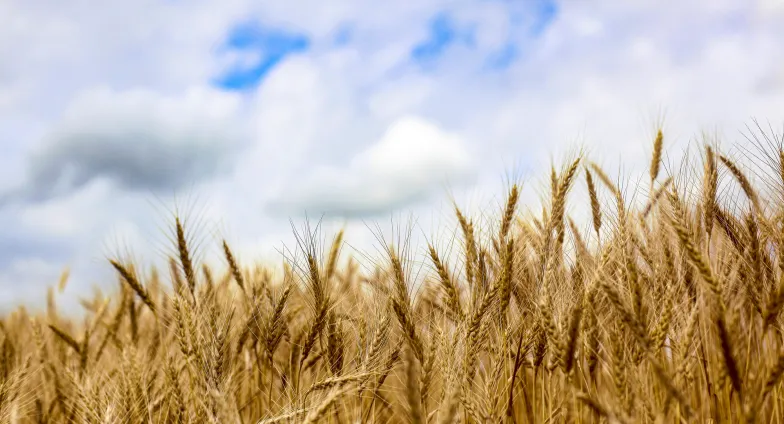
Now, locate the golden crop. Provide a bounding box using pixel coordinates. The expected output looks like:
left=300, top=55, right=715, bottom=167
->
left=1, top=128, right=784, bottom=423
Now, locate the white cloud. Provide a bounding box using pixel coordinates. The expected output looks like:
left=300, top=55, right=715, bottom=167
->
left=367, top=76, right=436, bottom=120
left=267, top=115, right=476, bottom=217
left=758, top=0, right=784, bottom=13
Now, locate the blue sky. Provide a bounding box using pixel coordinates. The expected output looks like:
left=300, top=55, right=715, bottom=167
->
left=214, top=22, right=311, bottom=90
left=1, top=0, right=784, bottom=311
left=212, top=1, right=559, bottom=89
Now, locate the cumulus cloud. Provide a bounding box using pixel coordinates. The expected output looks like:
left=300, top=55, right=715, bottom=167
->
left=267, top=115, right=476, bottom=217
left=0, top=87, right=245, bottom=206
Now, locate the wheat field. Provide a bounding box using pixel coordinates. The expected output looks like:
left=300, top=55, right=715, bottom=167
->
left=2, top=128, right=784, bottom=424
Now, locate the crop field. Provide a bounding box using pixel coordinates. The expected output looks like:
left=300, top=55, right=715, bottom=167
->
left=2, top=129, right=784, bottom=424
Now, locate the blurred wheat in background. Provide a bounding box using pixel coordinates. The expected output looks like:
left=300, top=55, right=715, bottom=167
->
left=3, top=127, right=784, bottom=423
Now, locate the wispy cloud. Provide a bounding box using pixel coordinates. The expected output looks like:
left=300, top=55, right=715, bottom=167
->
left=408, top=1, right=559, bottom=71
left=529, top=0, right=558, bottom=36
left=484, top=42, right=518, bottom=70
left=214, top=21, right=311, bottom=90
left=331, top=23, right=355, bottom=47
left=410, top=12, right=473, bottom=64
left=481, top=0, right=558, bottom=70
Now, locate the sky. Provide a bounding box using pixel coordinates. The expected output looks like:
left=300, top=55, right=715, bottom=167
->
left=1, top=0, right=784, bottom=312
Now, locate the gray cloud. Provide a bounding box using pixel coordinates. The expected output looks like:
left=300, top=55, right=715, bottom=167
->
left=1, top=87, right=245, bottom=206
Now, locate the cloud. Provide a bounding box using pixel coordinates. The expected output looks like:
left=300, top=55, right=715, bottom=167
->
left=484, top=43, right=519, bottom=70
left=410, top=12, right=473, bottom=64
left=2, top=0, right=784, bottom=312
left=213, top=21, right=311, bottom=90
left=0, top=257, right=64, bottom=314
left=267, top=115, right=476, bottom=217
left=331, top=23, right=355, bottom=46
left=479, top=0, right=558, bottom=70
left=529, top=0, right=559, bottom=36
left=0, top=231, right=71, bottom=271
left=0, top=86, right=245, bottom=206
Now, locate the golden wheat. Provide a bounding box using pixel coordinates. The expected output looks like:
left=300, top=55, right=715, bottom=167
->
left=2, top=128, right=784, bottom=423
